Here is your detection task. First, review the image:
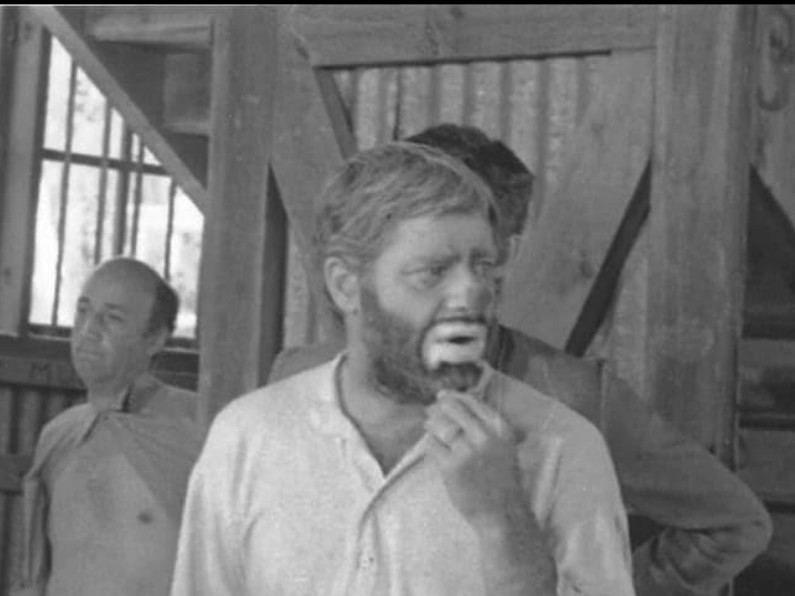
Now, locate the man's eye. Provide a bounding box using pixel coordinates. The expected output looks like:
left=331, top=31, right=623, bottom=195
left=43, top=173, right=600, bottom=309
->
left=411, top=265, right=446, bottom=287
left=473, top=260, right=496, bottom=277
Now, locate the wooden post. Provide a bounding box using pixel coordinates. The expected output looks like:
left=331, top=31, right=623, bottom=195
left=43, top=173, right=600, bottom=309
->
left=647, top=5, right=755, bottom=461
left=754, top=5, right=795, bottom=228
left=0, top=7, right=49, bottom=335
left=198, top=6, right=281, bottom=426
left=273, top=9, right=354, bottom=343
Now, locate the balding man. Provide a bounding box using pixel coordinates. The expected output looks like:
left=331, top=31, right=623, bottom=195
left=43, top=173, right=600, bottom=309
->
left=13, top=257, right=204, bottom=596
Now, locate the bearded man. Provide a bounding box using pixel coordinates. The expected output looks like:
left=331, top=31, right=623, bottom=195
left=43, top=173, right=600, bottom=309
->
left=170, top=142, right=635, bottom=596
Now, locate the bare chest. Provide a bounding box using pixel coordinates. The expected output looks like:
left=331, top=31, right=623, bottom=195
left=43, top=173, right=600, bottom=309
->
left=51, top=425, right=165, bottom=524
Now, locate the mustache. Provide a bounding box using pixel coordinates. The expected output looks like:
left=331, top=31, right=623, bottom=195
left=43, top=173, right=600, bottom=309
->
left=428, top=314, right=489, bottom=327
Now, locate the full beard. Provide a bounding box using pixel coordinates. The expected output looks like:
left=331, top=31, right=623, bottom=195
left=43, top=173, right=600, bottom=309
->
left=359, top=284, right=488, bottom=406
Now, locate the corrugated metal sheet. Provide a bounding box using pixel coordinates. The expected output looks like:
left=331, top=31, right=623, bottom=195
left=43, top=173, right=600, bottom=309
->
left=283, top=55, right=606, bottom=348
left=0, top=385, right=83, bottom=594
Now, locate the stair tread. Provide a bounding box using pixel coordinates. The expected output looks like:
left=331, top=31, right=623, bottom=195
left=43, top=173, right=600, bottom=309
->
left=85, top=7, right=214, bottom=50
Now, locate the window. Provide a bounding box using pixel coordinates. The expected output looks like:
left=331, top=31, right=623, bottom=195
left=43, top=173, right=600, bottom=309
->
left=29, top=36, right=203, bottom=344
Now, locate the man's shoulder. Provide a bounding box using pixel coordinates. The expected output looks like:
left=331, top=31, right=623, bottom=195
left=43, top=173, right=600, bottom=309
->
left=39, top=402, right=93, bottom=439
left=269, top=340, right=342, bottom=383
left=216, top=358, right=337, bottom=434
left=498, top=325, right=603, bottom=420
left=141, top=375, right=199, bottom=421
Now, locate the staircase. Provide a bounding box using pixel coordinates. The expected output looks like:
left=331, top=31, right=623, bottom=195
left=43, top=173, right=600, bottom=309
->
left=32, top=6, right=216, bottom=212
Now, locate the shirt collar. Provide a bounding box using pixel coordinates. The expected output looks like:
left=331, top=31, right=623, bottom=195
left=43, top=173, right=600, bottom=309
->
left=307, top=353, right=360, bottom=439
left=88, top=372, right=161, bottom=415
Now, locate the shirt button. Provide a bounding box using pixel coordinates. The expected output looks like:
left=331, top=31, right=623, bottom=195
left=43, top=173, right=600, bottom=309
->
left=359, top=553, right=374, bottom=569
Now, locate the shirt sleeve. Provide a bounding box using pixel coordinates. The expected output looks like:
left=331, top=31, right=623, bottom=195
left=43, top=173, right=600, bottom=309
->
left=546, top=419, right=636, bottom=596
left=170, top=413, right=246, bottom=596
left=600, top=370, right=772, bottom=596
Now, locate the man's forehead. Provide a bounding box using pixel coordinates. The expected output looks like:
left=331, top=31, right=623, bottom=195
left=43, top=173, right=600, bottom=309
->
left=80, top=264, right=157, bottom=303
left=387, top=212, right=495, bottom=254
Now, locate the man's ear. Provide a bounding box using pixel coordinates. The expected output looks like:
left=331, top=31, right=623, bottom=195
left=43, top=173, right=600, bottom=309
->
left=324, top=257, right=361, bottom=316
left=507, top=234, right=523, bottom=265
left=146, top=326, right=170, bottom=357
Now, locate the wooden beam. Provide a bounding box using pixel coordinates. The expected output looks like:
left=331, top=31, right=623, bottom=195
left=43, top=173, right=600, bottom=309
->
left=84, top=6, right=214, bottom=50
left=272, top=12, right=356, bottom=342
left=198, top=6, right=280, bottom=425
left=499, top=51, right=653, bottom=349
left=289, top=5, right=657, bottom=68
left=30, top=6, right=210, bottom=211
left=754, top=5, right=795, bottom=231
left=0, top=7, right=49, bottom=335
left=258, top=170, right=288, bottom=381
left=0, top=336, right=198, bottom=390
left=646, top=5, right=754, bottom=459
left=163, top=51, right=211, bottom=136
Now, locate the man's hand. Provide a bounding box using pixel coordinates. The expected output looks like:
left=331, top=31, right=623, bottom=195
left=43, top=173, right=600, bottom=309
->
left=425, top=390, right=557, bottom=595
left=424, top=389, right=523, bottom=528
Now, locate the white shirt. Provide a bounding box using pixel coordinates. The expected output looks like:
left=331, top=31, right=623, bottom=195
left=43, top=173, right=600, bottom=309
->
left=170, top=356, right=635, bottom=596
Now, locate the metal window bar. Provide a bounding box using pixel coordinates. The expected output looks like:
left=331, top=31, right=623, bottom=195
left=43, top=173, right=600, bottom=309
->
left=375, top=69, right=392, bottom=146
left=93, top=100, right=112, bottom=265
left=533, top=60, right=552, bottom=216
left=129, top=137, right=145, bottom=257
left=498, top=62, right=513, bottom=141
left=50, top=59, right=78, bottom=327
left=576, top=58, right=590, bottom=124
left=462, top=63, right=475, bottom=125
left=42, top=148, right=168, bottom=176
left=392, top=68, right=404, bottom=140
left=112, top=125, right=133, bottom=256
left=429, top=64, right=442, bottom=124
left=164, top=178, right=177, bottom=283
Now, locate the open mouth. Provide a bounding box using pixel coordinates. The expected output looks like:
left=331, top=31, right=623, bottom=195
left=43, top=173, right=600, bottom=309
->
left=423, top=321, right=487, bottom=370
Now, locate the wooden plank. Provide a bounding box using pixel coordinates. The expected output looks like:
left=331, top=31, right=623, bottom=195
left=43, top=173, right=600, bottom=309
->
left=198, top=6, right=280, bottom=425
left=30, top=6, right=210, bottom=211
left=272, top=10, right=355, bottom=342
left=754, top=5, right=795, bottom=232
left=738, top=428, right=795, bottom=504
left=289, top=5, right=657, bottom=67
left=646, top=5, right=754, bottom=459
left=84, top=6, right=214, bottom=50
left=742, top=339, right=795, bottom=370
left=499, top=51, right=653, bottom=349
left=0, top=336, right=197, bottom=390
left=0, top=7, right=49, bottom=335
left=0, top=386, right=13, bottom=590
left=163, top=51, right=211, bottom=136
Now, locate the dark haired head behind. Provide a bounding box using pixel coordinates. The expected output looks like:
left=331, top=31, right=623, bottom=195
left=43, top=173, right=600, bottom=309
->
left=405, top=124, right=535, bottom=239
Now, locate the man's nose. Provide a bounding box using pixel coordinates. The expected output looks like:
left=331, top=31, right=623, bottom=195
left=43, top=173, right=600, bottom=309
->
left=445, top=265, right=495, bottom=313
left=77, top=312, right=104, bottom=338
